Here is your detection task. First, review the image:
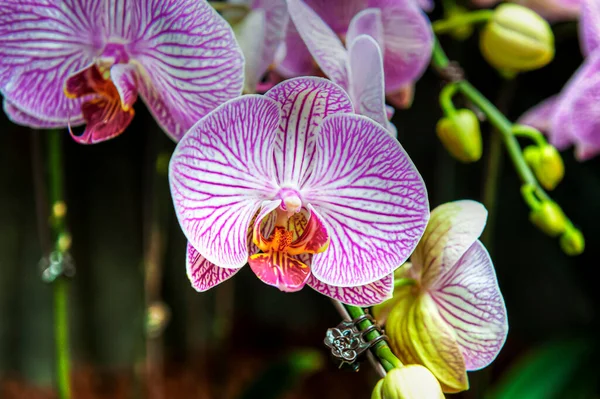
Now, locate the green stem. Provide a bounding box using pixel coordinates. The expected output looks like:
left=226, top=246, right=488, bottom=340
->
left=48, top=130, right=71, bottom=399
left=344, top=305, right=403, bottom=372
left=433, top=10, right=494, bottom=34
left=512, top=124, right=547, bottom=147
left=481, top=132, right=503, bottom=250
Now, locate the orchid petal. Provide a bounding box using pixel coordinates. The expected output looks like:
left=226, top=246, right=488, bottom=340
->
left=386, top=85, right=415, bottom=110
left=265, top=77, right=353, bottom=187
left=304, top=113, right=429, bottom=287
left=187, top=242, right=239, bottom=292
left=580, top=0, right=600, bottom=56
left=348, top=35, right=389, bottom=129
left=412, top=200, right=487, bottom=290
left=253, top=0, right=289, bottom=83
left=575, top=142, right=600, bottom=161
left=102, top=0, right=139, bottom=41
left=249, top=252, right=311, bottom=292
left=3, top=100, right=83, bottom=128
left=235, top=10, right=267, bottom=93
left=416, top=0, right=434, bottom=12
left=431, top=240, right=508, bottom=371
left=304, top=0, right=368, bottom=35
left=518, top=95, right=559, bottom=133
left=169, top=95, right=281, bottom=269
left=0, top=0, right=103, bottom=123
left=307, top=273, right=393, bottom=306
left=402, top=293, right=469, bottom=393
left=252, top=199, right=283, bottom=251
left=274, top=22, right=315, bottom=78
left=132, top=0, right=244, bottom=141
left=110, top=64, right=138, bottom=111
left=71, top=97, right=134, bottom=144
left=371, top=0, right=434, bottom=92
left=567, top=75, right=600, bottom=158
left=286, top=0, right=350, bottom=89
left=346, top=8, right=384, bottom=50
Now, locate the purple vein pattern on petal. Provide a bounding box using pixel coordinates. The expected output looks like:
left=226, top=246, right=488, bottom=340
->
left=580, top=0, right=600, bottom=56
left=518, top=95, right=559, bottom=133
left=132, top=0, right=244, bottom=141
left=0, top=0, right=103, bottom=123
left=169, top=96, right=281, bottom=269
left=286, top=0, right=349, bottom=89
left=348, top=35, right=388, bottom=128
left=304, top=0, right=368, bottom=35
left=3, top=99, right=84, bottom=128
left=430, top=240, right=508, bottom=370
left=346, top=8, right=385, bottom=51
left=265, top=77, right=353, bottom=187
left=307, top=273, right=393, bottom=306
left=187, top=242, right=240, bottom=292
left=369, top=0, right=434, bottom=92
left=303, top=114, right=429, bottom=287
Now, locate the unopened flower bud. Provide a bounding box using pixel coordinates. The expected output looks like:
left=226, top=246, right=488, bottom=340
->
left=372, top=365, right=445, bottom=399
left=436, top=109, right=482, bottom=163
left=560, top=227, right=585, bottom=256
left=529, top=201, right=567, bottom=237
left=480, top=4, right=554, bottom=73
left=524, top=145, right=564, bottom=190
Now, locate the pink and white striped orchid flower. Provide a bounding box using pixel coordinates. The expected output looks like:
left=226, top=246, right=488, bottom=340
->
left=519, top=0, right=600, bottom=160
left=169, top=77, right=430, bottom=306
left=276, top=0, right=433, bottom=110
left=373, top=201, right=508, bottom=393
left=0, top=0, right=244, bottom=144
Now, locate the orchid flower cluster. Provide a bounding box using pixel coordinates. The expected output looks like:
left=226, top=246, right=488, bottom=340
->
left=5, top=0, right=596, bottom=397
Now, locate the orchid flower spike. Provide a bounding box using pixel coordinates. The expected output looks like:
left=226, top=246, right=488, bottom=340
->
left=277, top=0, right=433, bottom=110
left=472, top=0, right=581, bottom=21
left=170, top=77, right=430, bottom=306
left=0, top=0, right=244, bottom=144
left=373, top=201, right=508, bottom=393
left=230, top=0, right=288, bottom=93
left=519, top=0, right=600, bottom=160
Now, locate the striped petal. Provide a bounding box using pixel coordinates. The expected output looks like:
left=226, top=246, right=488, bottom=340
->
left=412, top=200, right=488, bottom=290
left=169, top=95, right=281, bottom=269
left=287, top=0, right=349, bottom=89
left=303, top=113, right=429, bottom=287
left=431, top=240, right=508, bottom=371
left=307, top=273, right=393, bottom=306
left=186, top=242, right=239, bottom=292
left=0, top=0, right=103, bottom=124
left=110, top=64, right=138, bottom=111
left=581, top=0, right=600, bottom=56
left=348, top=35, right=388, bottom=129
left=346, top=8, right=384, bottom=50
left=370, top=0, right=434, bottom=92
left=132, top=0, right=244, bottom=141
left=3, top=100, right=83, bottom=128
left=265, top=77, right=353, bottom=188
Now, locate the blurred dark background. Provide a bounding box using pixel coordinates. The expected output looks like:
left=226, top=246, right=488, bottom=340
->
left=1, top=4, right=599, bottom=399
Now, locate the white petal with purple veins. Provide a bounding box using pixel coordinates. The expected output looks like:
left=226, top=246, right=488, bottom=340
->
left=169, top=96, right=281, bottom=269
left=3, top=99, right=84, bottom=128
left=187, top=242, right=240, bottom=292
left=303, top=113, right=429, bottom=287
left=0, top=0, right=103, bottom=123
left=308, top=273, right=393, bottom=306
left=265, top=77, right=353, bottom=188
left=346, top=8, right=384, bottom=51
left=286, top=0, right=350, bottom=89
left=348, top=35, right=388, bottom=129
left=132, top=0, right=244, bottom=141
left=110, top=63, right=138, bottom=110
left=430, top=240, right=508, bottom=371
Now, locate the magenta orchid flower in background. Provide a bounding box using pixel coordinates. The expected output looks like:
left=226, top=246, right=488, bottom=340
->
left=472, top=0, right=581, bottom=21
left=0, top=0, right=244, bottom=144
left=231, top=0, right=288, bottom=93
left=276, top=0, right=434, bottom=110
left=170, top=77, right=430, bottom=306
left=520, top=0, right=600, bottom=160
left=374, top=201, right=508, bottom=392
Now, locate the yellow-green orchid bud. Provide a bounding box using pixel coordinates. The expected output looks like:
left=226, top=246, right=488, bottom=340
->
left=371, top=366, right=446, bottom=399
left=436, top=109, right=482, bottom=163
left=480, top=4, right=554, bottom=74
left=524, top=145, right=564, bottom=190
left=380, top=201, right=508, bottom=393
left=560, top=227, right=585, bottom=256
left=529, top=201, right=567, bottom=237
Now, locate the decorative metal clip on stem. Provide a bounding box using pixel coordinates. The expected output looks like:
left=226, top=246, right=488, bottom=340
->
left=324, top=313, right=388, bottom=372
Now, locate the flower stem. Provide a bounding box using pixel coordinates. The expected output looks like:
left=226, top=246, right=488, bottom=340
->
left=481, top=132, right=503, bottom=249
left=48, top=130, right=71, bottom=399
left=432, top=10, right=494, bottom=34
